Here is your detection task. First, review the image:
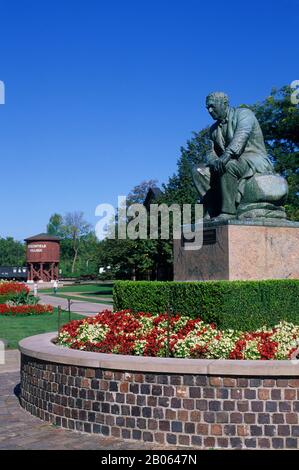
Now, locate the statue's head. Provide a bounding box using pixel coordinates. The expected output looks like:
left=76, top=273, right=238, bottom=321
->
left=206, top=92, right=229, bottom=121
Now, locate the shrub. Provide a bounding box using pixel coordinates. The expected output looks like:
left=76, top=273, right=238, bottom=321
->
left=7, top=291, right=39, bottom=306
left=113, top=280, right=299, bottom=330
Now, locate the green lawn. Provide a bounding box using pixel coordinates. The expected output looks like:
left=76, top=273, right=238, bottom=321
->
left=39, top=283, right=113, bottom=296
left=39, top=283, right=113, bottom=305
left=0, top=309, right=85, bottom=349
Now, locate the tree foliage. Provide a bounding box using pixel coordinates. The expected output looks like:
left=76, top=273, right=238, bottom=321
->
left=46, top=211, right=95, bottom=276
left=47, top=213, right=64, bottom=237
left=127, top=179, right=159, bottom=204
left=0, top=237, right=25, bottom=266
left=96, top=180, right=173, bottom=280
left=161, top=128, right=210, bottom=206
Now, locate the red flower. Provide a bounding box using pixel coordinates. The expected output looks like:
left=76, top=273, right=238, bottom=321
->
left=57, top=310, right=298, bottom=360
left=0, top=304, right=53, bottom=316
left=0, top=282, right=29, bottom=295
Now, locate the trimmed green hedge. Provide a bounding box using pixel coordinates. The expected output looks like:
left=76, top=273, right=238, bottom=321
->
left=113, top=280, right=299, bottom=330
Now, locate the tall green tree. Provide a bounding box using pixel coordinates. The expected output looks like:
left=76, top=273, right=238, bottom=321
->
left=78, top=232, right=100, bottom=276
left=62, top=212, right=92, bottom=274
left=162, top=128, right=210, bottom=206
left=47, top=213, right=64, bottom=236
left=0, top=237, right=25, bottom=265
left=96, top=180, right=173, bottom=280
left=47, top=212, right=97, bottom=276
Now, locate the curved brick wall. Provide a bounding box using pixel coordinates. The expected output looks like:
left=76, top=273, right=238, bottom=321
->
left=19, top=333, right=299, bottom=449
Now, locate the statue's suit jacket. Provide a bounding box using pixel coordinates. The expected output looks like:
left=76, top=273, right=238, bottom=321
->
left=209, top=107, right=273, bottom=175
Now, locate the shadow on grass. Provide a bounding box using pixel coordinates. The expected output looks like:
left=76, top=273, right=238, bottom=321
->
left=85, top=290, right=113, bottom=296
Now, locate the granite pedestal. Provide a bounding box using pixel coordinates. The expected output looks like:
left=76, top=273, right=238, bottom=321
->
left=173, top=219, right=299, bottom=281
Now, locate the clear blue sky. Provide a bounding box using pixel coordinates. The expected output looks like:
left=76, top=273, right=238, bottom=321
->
left=0, top=0, right=298, bottom=240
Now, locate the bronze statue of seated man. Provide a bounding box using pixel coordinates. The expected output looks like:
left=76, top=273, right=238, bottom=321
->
left=192, top=92, right=288, bottom=220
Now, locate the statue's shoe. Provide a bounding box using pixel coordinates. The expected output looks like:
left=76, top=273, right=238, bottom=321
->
left=212, top=213, right=235, bottom=222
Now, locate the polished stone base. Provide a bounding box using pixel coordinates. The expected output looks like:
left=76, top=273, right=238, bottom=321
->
left=173, top=219, right=299, bottom=281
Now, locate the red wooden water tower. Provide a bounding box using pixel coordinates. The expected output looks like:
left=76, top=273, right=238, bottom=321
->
left=25, top=233, right=60, bottom=282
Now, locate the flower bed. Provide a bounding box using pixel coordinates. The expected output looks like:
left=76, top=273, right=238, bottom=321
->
left=0, top=304, right=53, bottom=316
left=0, top=280, right=53, bottom=315
left=57, top=310, right=299, bottom=360
left=0, top=281, right=30, bottom=303
left=0, top=281, right=29, bottom=296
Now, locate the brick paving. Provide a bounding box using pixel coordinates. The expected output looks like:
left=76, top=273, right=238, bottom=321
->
left=0, top=370, right=177, bottom=450
left=0, top=350, right=20, bottom=374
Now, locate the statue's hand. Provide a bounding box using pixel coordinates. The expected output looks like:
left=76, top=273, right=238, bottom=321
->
left=209, top=154, right=230, bottom=175
left=209, top=158, right=225, bottom=175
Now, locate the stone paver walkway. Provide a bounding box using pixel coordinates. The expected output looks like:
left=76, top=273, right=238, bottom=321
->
left=39, top=294, right=111, bottom=317
left=0, top=370, right=177, bottom=450
left=0, top=350, right=20, bottom=374
left=63, top=292, right=113, bottom=302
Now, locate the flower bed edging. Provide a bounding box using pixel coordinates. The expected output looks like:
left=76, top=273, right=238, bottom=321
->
left=19, top=333, right=299, bottom=449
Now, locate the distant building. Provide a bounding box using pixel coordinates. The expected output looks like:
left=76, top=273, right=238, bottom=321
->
left=24, top=233, right=60, bottom=282
left=143, top=187, right=163, bottom=211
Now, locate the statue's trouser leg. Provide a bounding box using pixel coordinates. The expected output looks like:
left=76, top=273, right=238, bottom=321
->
left=192, top=166, right=216, bottom=217
left=220, top=159, right=250, bottom=214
